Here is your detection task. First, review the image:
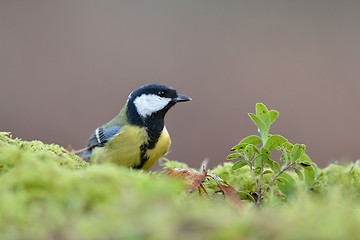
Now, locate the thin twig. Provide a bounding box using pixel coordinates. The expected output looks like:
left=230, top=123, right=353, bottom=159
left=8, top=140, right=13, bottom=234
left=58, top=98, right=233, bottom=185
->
left=198, top=184, right=208, bottom=198
left=263, top=161, right=296, bottom=194
left=256, top=158, right=266, bottom=207
left=249, top=164, right=259, bottom=192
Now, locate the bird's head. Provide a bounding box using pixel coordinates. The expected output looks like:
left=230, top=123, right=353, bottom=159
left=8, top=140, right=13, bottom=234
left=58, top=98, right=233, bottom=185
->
left=126, top=84, right=191, bottom=126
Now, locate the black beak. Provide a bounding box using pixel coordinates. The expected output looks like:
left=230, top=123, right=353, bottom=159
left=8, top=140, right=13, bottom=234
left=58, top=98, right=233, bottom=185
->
left=174, top=94, right=192, bottom=102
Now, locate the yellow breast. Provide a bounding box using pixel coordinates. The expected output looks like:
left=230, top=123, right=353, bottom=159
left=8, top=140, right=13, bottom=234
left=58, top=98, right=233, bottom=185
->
left=91, top=125, right=171, bottom=171
left=142, top=127, right=171, bottom=170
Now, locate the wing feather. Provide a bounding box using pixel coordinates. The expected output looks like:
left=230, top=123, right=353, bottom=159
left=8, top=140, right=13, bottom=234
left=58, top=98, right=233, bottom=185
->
left=87, top=125, right=122, bottom=147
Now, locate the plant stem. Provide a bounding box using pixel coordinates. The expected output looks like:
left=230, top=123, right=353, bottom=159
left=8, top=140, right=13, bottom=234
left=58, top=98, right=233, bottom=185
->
left=255, top=158, right=266, bottom=207
left=249, top=164, right=259, bottom=192
left=263, top=161, right=296, bottom=194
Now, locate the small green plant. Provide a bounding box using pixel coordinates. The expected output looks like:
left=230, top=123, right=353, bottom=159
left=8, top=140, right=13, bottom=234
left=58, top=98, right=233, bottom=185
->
left=227, top=103, right=317, bottom=207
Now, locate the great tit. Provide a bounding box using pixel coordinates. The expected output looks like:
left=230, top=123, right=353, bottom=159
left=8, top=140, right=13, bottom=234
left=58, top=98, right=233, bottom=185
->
left=81, top=84, right=191, bottom=171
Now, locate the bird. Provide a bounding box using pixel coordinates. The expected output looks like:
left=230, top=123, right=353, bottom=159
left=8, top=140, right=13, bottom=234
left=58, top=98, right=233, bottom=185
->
left=80, top=83, right=191, bottom=171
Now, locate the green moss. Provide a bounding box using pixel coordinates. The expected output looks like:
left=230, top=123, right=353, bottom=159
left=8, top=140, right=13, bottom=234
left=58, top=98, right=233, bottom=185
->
left=0, top=132, right=88, bottom=172
left=1, top=132, right=360, bottom=239
left=160, top=158, right=190, bottom=170
left=0, top=133, right=189, bottom=239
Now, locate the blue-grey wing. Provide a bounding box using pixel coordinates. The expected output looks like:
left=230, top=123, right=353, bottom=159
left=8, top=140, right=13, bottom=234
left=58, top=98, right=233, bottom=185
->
left=87, top=125, right=122, bottom=148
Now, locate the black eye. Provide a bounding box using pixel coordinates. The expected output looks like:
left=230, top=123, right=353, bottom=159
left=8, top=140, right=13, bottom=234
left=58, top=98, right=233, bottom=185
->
left=157, top=91, right=166, bottom=97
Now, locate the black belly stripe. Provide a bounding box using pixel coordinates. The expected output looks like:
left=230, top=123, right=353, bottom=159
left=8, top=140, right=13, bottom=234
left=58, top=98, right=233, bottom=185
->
left=132, top=112, right=165, bottom=169
left=133, top=132, right=161, bottom=169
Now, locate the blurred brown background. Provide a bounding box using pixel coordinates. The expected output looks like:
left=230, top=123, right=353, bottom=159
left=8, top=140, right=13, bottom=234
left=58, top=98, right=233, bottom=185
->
left=1, top=1, right=360, bottom=168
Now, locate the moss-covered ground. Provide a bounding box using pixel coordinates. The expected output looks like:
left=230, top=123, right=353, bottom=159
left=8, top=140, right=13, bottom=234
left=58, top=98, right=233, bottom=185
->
left=1, top=132, right=360, bottom=239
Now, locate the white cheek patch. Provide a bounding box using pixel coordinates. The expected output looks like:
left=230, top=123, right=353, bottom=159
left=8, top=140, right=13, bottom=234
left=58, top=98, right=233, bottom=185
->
left=133, top=94, right=172, bottom=118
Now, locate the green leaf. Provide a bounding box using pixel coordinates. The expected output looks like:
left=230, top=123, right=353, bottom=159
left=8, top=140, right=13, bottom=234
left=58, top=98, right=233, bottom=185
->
left=280, top=154, right=288, bottom=162
left=246, top=160, right=253, bottom=167
left=283, top=142, right=294, bottom=151
left=298, top=161, right=316, bottom=190
left=276, top=178, right=284, bottom=184
left=226, top=153, right=243, bottom=160
left=232, top=160, right=248, bottom=170
left=253, top=154, right=264, bottom=168
left=264, top=135, right=288, bottom=150
left=231, top=143, right=248, bottom=151
left=253, top=148, right=271, bottom=168
left=276, top=172, right=297, bottom=200
left=292, top=167, right=304, bottom=181
left=239, top=135, right=262, bottom=146
left=298, top=153, right=311, bottom=163
left=254, top=167, right=262, bottom=176
left=269, top=110, right=279, bottom=124
left=260, top=147, right=272, bottom=162
left=256, top=103, right=271, bottom=128
left=280, top=172, right=296, bottom=185
left=303, top=165, right=315, bottom=190
left=290, top=144, right=306, bottom=163
left=263, top=170, right=273, bottom=175
left=237, top=190, right=256, bottom=202
left=278, top=142, right=290, bottom=163
left=253, top=146, right=260, bottom=154
left=244, top=144, right=255, bottom=160
left=311, top=162, right=319, bottom=179
left=268, top=159, right=281, bottom=173
left=248, top=113, right=269, bottom=142
left=276, top=177, right=296, bottom=201
left=231, top=136, right=262, bottom=151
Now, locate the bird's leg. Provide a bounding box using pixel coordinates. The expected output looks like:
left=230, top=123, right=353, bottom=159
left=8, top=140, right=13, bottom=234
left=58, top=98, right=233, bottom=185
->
left=73, top=145, right=94, bottom=155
